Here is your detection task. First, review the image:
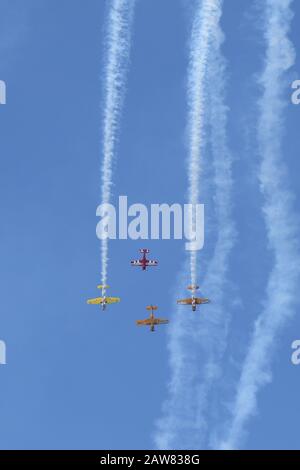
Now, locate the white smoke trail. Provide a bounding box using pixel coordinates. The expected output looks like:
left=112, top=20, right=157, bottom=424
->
left=219, top=0, right=300, bottom=450
left=155, top=0, right=235, bottom=449
left=187, top=0, right=221, bottom=286
left=101, top=0, right=135, bottom=285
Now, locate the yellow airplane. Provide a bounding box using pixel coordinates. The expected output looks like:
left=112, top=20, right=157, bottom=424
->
left=136, top=305, right=169, bottom=332
left=87, top=285, right=120, bottom=311
left=177, top=285, right=210, bottom=312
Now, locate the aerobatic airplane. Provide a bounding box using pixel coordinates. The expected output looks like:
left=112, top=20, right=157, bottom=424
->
left=177, top=285, right=210, bottom=312
left=87, top=285, right=120, bottom=311
left=136, top=305, right=169, bottom=332
left=131, top=249, right=158, bottom=271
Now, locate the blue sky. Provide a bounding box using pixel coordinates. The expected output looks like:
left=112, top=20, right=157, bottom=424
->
left=0, top=0, right=299, bottom=450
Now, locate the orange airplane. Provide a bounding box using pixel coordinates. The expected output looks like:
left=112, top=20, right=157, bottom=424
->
left=177, top=285, right=210, bottom=312
left=136, top=305, right=169, bottom=332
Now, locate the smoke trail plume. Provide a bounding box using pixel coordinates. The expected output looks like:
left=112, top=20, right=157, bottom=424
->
left=187, top=0, right=221, bottom=286
left=219, top=0, right=300, bottom=450
left=101, top=0, right=135, bottom=285
left=155, top=0, right=235, bottom=449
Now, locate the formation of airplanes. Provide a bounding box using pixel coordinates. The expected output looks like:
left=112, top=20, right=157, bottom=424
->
left=87, top=249, right=210, bottom=332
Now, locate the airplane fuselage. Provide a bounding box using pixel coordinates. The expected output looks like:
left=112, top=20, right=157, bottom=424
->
left=140, top=253, right=147, bottom=270
left=150, top=313, right=155, bottom=331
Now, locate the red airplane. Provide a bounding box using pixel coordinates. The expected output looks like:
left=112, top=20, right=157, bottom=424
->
left=131, top=249, right=158, bottom=271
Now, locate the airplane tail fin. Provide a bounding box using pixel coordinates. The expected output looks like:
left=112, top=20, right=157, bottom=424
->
left=140, top=248, right=150, bottom=254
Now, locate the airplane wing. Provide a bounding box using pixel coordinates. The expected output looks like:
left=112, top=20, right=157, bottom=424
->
left=146, top=260, right=158, bottom=266
left=87, top=297, right=104, bottom=305
left=155, top=318, right=169, bottom=325
left=177, top=298, right=193, bottom=305
left=106, top=297, right=120, bottom=304
left=195, top=298, right=210, bottom=304
left=136, top=319, right=151, bottom=326
left=131, top=260, right=143, bottom=266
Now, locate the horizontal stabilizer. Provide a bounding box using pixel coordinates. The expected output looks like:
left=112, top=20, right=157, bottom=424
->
left=146, top=305, right=158, bottom=311
left=187, top=285, right=199, bottom=291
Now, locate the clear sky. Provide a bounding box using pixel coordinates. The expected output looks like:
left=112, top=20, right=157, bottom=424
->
left=0, top=0, right=299, bottom=450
